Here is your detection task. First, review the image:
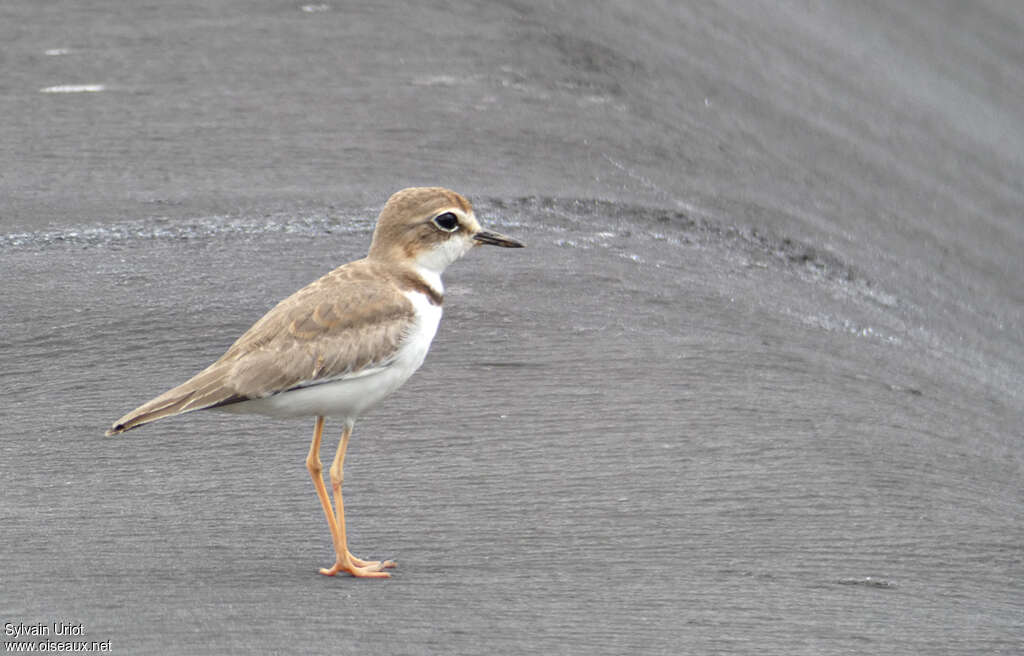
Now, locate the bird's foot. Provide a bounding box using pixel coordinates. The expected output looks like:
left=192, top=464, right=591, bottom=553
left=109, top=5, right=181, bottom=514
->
left=348, top=553, right=396, bottom=570
left=318, top=552, right=395, bottom=578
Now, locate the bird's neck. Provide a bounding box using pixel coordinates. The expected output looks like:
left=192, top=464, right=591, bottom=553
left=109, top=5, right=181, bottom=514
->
left=365, top=254, right=446, bottom=306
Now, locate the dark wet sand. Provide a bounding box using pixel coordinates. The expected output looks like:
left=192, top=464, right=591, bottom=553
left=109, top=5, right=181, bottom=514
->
left=2, top=2, right=1022, bottom=654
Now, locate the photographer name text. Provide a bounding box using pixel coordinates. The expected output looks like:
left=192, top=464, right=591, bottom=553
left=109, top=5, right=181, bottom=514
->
left=5, top=622, right=85, bottom=638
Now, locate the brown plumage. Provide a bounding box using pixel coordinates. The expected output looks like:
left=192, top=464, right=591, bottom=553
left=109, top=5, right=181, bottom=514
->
left=106, top=259, right=422, bottom=434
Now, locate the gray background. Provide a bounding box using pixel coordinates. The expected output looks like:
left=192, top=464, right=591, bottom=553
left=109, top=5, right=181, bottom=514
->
left=2, top=1, right=1022, bottom=654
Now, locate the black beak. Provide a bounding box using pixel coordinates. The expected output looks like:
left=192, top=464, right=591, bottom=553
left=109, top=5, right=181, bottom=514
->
left=473, top=229, right=525, bottom=248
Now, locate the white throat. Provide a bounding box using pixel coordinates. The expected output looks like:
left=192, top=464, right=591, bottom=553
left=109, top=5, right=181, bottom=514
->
left=414, top=264, right=444, bottom=296
left=414, top=236, right=472, bottom=295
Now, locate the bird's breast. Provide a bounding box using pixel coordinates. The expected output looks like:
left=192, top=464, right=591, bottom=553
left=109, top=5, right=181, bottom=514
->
left=396, top=288, right=443, bottom=373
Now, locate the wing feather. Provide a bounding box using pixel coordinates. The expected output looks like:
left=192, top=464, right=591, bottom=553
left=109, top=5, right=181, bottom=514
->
left=106, top=259, right=415, bottom=434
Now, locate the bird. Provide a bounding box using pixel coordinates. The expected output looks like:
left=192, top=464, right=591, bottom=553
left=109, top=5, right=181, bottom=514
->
left=106, top=187, right=524, bottom=578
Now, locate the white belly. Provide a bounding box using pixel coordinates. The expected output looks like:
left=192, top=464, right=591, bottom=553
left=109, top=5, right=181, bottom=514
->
left=220, top=291, right=442, bottom=420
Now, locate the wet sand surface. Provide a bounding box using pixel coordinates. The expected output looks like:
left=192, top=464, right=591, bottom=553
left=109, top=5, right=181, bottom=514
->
left=2, top=2, right=1022, bottom=654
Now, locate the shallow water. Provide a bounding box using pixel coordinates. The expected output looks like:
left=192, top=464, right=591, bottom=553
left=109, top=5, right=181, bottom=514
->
left=2, top=2, right=1022, bottom=655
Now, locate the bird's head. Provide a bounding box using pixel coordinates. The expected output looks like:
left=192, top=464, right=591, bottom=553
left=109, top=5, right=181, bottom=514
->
left=368, top=187, right=523, bottom=274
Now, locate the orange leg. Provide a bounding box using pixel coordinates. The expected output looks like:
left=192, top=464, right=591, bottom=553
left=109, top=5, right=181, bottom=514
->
left=305, top=417, right=394, bottom=578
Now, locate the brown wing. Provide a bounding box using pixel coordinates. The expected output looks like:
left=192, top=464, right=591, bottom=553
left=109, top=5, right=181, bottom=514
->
left=106, top=259, right=414, bottom=434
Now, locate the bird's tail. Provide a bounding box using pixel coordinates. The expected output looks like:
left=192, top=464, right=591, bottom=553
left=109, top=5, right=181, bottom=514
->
left=105, top=365, right=243, bottom=435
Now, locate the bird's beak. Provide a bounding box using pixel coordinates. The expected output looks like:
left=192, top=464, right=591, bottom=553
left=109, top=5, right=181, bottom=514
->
left=473, top=229, right=524, bottom=248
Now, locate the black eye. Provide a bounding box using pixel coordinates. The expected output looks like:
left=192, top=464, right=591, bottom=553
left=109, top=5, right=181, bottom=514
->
left=432, top=212, right=460, bottom=232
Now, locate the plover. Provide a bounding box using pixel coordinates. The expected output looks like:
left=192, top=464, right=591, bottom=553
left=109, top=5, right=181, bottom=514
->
left=106, top=187, right=524, bottom=578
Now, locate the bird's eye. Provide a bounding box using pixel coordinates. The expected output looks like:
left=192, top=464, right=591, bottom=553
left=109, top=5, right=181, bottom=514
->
left=432, top=212, right=460, bottom=232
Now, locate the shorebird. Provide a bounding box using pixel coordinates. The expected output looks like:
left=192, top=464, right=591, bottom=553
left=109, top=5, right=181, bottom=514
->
left=106, top=187, right=524, bottom=578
